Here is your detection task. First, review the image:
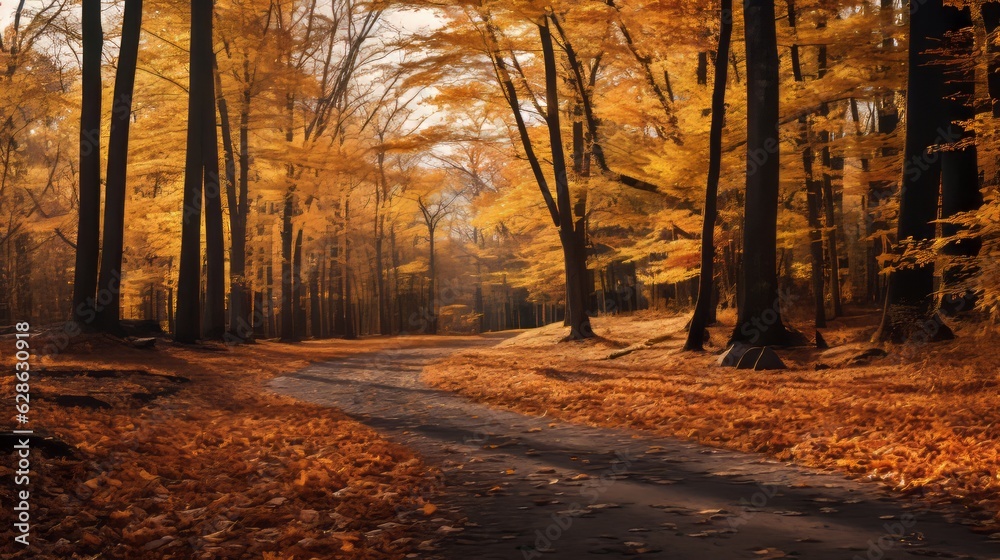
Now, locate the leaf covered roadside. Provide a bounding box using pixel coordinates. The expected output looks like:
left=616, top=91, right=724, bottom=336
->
left=0, top=335, right=444, bottom=559
left=422, top=310, right=1000, bottom=534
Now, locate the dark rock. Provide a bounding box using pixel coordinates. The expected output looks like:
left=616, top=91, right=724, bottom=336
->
left=814, top=363, right=831, bottom=370
left=736, top=347, right=786, bottom=371
left=815, top=331, right=829, bottom=349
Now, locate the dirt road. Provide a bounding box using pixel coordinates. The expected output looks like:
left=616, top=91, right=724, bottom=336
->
left=270, top=335, right=999, bottom=560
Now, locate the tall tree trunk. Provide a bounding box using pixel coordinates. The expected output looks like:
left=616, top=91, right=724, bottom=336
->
left=176, top=0, right=209, bottom=344
left=280, top=189, right=297, bottom=342
left=982, top=3, right=1000, bottom=119
left=71, top=0, right=103, bottom=330
left=817, top=36, right=843, bottom=318
left=375, top=151, right=390, bottom=335
left=310, top=264, right=321, bottom=338
left=731, top=0, right=794, bottom=346
left=874, top=0, right=952, bottom=342
left=684, top=0, right=733, bottom=351
left=342, top=197, right=356, bottom=339
left=293, top=228, right=307, bottom=339
left=215, top=52, right=250, bottom=342
left=202, top=17, right=225, bottom=340
left=939, top=5, right=982, bottom=315
left=540, top=16, right=592, bottom=340
left=804, top=148, right=827, bottom=328
left=96, top=0, right=143, bottom=334
left=427, top=224, right=437, bottom=334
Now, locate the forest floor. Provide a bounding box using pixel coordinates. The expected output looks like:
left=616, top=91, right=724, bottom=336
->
left=422, top=307, right=1000, bottom=539
left=0, top=332, right=459, bottom=559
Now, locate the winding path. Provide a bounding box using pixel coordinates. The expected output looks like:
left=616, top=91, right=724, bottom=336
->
left=270, top=335, right=999, bottom=560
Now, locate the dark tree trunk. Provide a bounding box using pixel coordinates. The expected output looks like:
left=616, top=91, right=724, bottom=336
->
left=684, top=0, right=733, bottom=351
left=874, top=0, right=952, bottom=343
left=731, top=0, right=794, bottom=346
left=96, top=0, right=143, bottom=334
left=280, top=189, right=297, bottom=342
left=789, top=2, right=826, bottom=330
left=427, top=225, right=438, bottom=334
left=939, top=5, right=983, bottom=315
left=310, top=265, right=322, bottom=338
left=202, top=15, right=225, bottom=340
left=816, top=36, right=843, bottom=318
left=216, top=53, right=251, bottom=342
left=71, top=0, right=102, bottom=330
left=294, top=229, right=306, bottom=339
left=342, top=197, right=356, bottom=340
left=982, top=3, right=1000, bottom=118
left=540, top=16, right=592, bottom=340
left=805, top=151, right=827, bottom=328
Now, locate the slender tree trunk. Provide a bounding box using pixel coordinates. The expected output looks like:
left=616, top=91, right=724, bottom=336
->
left=310, top=265, right=321, bottom=338
left=215, top=53, right=251, bottom=342
left=731, top=0, right=794, bottom=346
left=71, top=0, right=103, bottom=329
left=939, top=5, right=982, bottom=315
left=805, top=148, right=827, bottom=328
left=96, top=0, right=143, bottom=334
left=342, top=197, right=356, bottom=340
left=280, top=189, right=297, bottom=341
left=293, top=229, right=307, bottom=339
left=874, top=0, right=952, bottom=342
left=816, top=36, right=843, bottom=318
left=427, top=225, right=437, bottom=334
left=684, top=0, right=732, bottom=351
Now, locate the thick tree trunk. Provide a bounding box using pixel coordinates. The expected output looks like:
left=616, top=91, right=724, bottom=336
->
left=731, top=0, right=794, bottom=346
left=71, top=0, right=102, bottom=330
left=939, top=5, right=983, bottom=315
left=684, top=0, right=733, bottom=351
left=96, top=0, right=143, bottom=334
left=874, top=0, right=952, bottom=343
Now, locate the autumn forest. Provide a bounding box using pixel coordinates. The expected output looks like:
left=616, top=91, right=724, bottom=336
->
left=3, top=0, right=1000, bottom=558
